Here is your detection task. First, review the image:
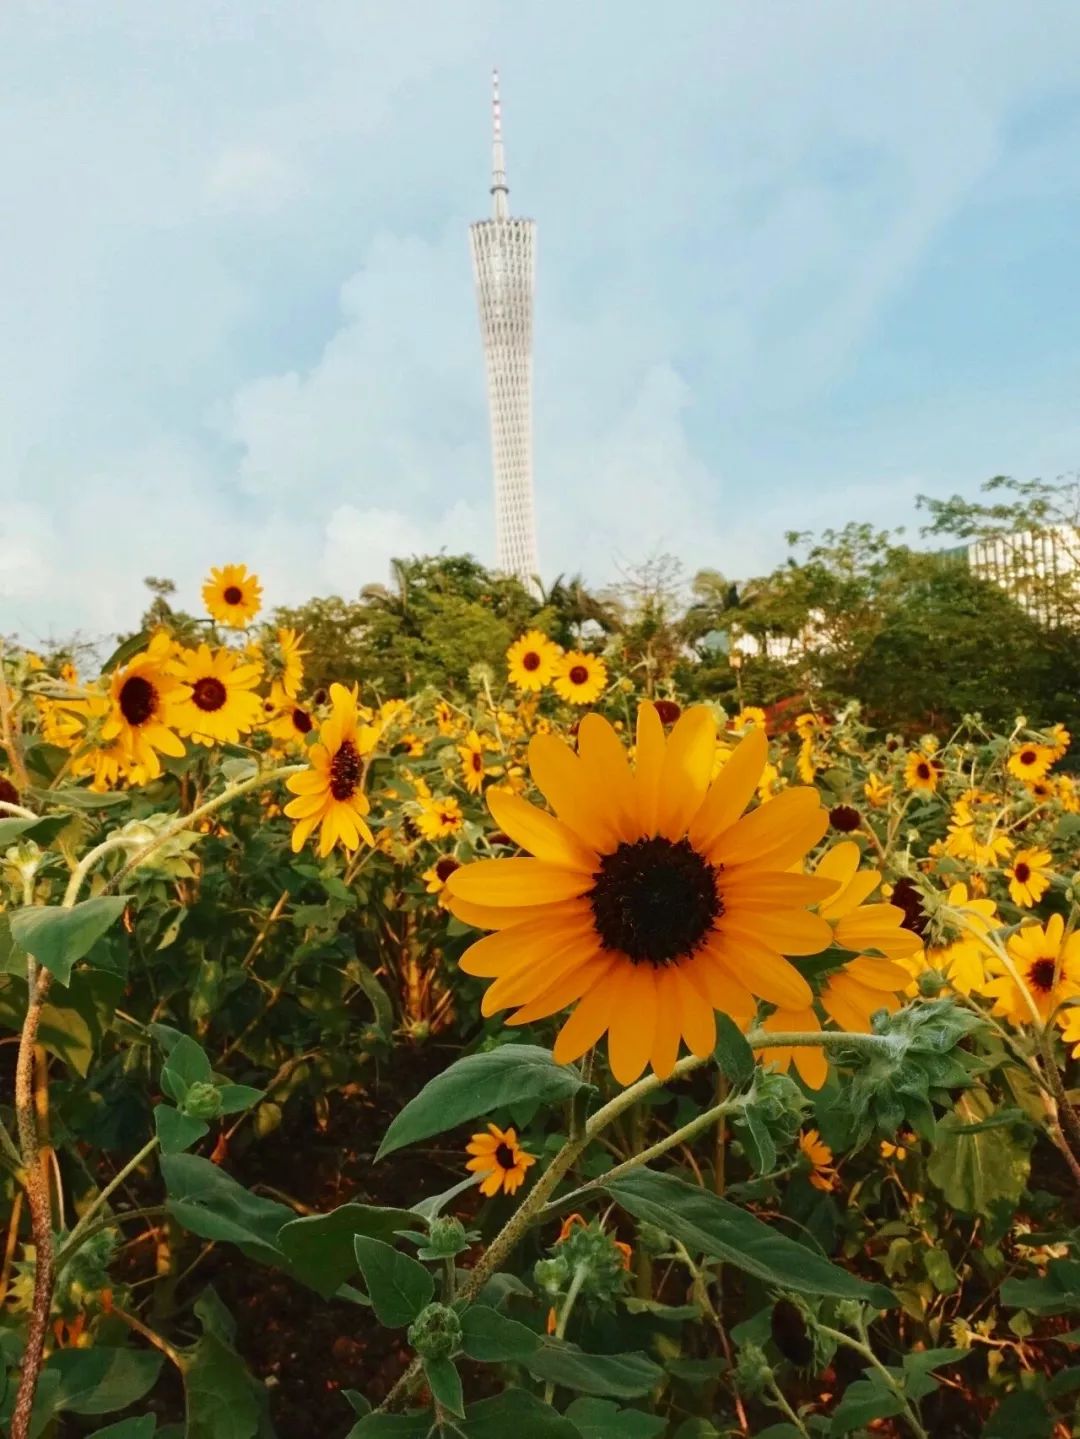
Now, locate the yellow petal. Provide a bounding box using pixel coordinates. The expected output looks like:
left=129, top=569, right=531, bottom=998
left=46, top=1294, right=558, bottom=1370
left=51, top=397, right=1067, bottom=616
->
left=687, top=726, right=768, bottom=851
left=459, top=912, right=593, bottom=977
left=481, top=934, right=598, bottom=1014
left=607, top=965, right=656, bottom=1085
left=657, top=706, right=716, bottom=840
left=448, top=895, right=585, bottom=932
left=506, top=955, right=614, bottom=1025
left=633, top=703, right=666, bottom=837
left=723, top=909, right=833, bottom=956
left=673, top=965, right=716, bottom=1058
left=448, top=858, right=591, bottom=907
left=486, top=788, right=598, bottom=872
left=528, top=734, right=619, bottom=851
left=721, top=872, right=839, bottom=908
left=554, top=980, right=618, bottom=1064
left=710, top=934, right=813, bottom=1009
left=709, top=788, right=824, bottom=868
left=842, top=956, right=913, bottom=991
left=576, top=713, right=640, bottom=844
left=649, top=981, right=682, bottom=1079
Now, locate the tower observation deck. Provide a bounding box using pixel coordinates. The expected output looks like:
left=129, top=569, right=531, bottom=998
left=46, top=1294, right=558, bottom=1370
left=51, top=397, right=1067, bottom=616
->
left=468, top=70, right=539, bottom=589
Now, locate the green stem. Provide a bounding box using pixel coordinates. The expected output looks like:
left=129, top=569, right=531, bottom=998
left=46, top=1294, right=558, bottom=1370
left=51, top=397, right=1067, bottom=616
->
left=765, top=1374, right=812, bottom=1437
left=56, top=1137, right=161, bottom=1270
left=55, top=1207, right=168, bottom=1271
left=543, top=1261, right=590, bottom=1404
left=818, top=1324, right=929, bottom=1439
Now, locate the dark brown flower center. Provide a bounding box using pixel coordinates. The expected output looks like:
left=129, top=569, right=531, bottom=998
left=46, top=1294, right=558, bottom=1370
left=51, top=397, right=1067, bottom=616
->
left=916, top=762, right=931, bottom=780
left=589, top=837, right=721, bottom=966
left=830, top=804, right=861, bottom=832
left=890, top=877, right=928, bottom=938
left=1028, top=957, right=1058, bottom=993
left=292, top=708, right=313, bottom=734
left=119, top=674, right=157, bottom=727
left=494, top=1143, right=516, bottom=1169
left=329, top=739, right=363, bottom=801
left=0, top=776, right=20, bottom=807
left=1013, top=861, right=1031, bottom=883
left=569, top=665, right=589, bottom=686
left=471, top=751, right=483, bottom=772
left=192, top=676, right=228, bottom=712
left=223, top=585, right=244, bottom=605
left=654, top=700, right=682, bottom=725
left=435, top=857, right=459, bottom=882
left=522, top=650, right=541, bottom=671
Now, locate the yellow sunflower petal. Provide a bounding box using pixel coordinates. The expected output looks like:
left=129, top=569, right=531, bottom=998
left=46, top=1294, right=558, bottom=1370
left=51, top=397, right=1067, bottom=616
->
left=657, top=706, right=716, bottom=840
left=506, top=955, right=614, bottom=1025
left=673, top=965, right=716, bottom=1058
left=486, top=787, right=598, bottom=872
left=481, top=934, right=600, bottom=1014
left=687, top=726, right=768, bottom=850
left=553, top=980, right=620, bottom=1064
left=633, top=702, right=666, bottom=837
left=710, top=933, right=813, bottom=1009
left=607, top=965, right=657, bottom=1085
left=723, top=909, right=833, bottom=956
left=649, top=979, right=683, bottom=1079
left=528, top=734, right=619, bottom=851
left=709, top=787, right=824, bottom=868
left=448, top=895, right=585, bottom=932
left=459, top=911, right=593, bottom=978
left=448, top=858, right=591, bottom=907
left=576, top=713, right=640, bottom=843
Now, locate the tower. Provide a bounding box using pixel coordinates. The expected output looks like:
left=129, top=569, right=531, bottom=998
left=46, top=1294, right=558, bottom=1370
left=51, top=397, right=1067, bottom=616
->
left=469, top=70, right=539, bottom=589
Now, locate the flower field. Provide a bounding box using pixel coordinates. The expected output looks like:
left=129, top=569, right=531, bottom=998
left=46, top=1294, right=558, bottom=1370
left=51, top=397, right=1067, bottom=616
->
left=1, top=566, right=1079, bottom=1439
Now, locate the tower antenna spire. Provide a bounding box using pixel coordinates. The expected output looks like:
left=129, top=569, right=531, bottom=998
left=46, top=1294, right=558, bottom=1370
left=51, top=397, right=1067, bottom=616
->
left=491, top=67, right=509, bottom=219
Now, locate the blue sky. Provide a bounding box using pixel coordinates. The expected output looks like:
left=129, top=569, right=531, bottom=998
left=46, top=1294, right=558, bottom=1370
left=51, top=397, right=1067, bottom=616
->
left=3, top=1, right=1080, bottom=645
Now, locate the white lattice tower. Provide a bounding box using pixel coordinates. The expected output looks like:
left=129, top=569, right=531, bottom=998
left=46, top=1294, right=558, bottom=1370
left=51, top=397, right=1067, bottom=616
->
left=469, top=70, right=539, bottom=589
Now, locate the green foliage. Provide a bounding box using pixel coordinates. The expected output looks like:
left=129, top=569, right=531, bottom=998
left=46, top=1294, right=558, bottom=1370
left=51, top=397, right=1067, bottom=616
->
left=352, top=1237, right=434, bottom=1327
left=10, top=895, right=130, bottom=984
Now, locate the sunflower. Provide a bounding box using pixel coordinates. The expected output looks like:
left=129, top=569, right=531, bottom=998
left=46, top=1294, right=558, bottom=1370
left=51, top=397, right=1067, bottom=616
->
left=983, top=914, right=1080, bottom=1025
left=1060, top=1006, right=1080, bottom=1059
left=506, top=631, right=559, bottom=692
left=171, top=645, right=264, bottom=747
left=904, top=752, right=942, bottom=793
left=423, top=855, right=461, bottom=896
left=1006, top=848, right=1053, bottom=908
left=553, top=651, right=607, bottom=706
left=944, top=800, right=1013, bottom=867
left=416, top=795, right=464, bottom=841
left=434, top=700, right=459, bottom=736
left=730, top=706, right=767, bottom=736
left=101, top=633, right=187, bottom=780
left=1047, top=723, right=1071, bottom=762
left=454, top=729, right=486, bottom=795
left=264, top=682, right=316, bottom=747
left=1007, top=743, right=1054, bottom=784
left=284, top=683, right=376, bottom=856
left=911, top=882, right=1000, bottom=996
left=814, top=842, right=920, bottom=1033
left=444, top=706, right=840, bottom=1085
left=202, top=564, right=263, bottom=628
left=465, top=1123, right=536, bottom=1196
left=271, top=628, right=307, bottom=699
left=799, top=1129, right=836, bottom=1192
left=863, top=773, right=892, bottom=808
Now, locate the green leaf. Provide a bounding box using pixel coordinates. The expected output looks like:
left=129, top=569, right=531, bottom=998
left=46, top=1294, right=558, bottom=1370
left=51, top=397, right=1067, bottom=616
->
left=101, top=629, right=152, bottom=673
left=39, top=1347, right=163, bottom=1416
left=1001, top=1258, right=1080, bottom=1315
left=352, top=1236, right=433, bottom=1327
left=460, top=1304, right=541, bottom=1362
left=160, top=1035, right=212, bottom=1104
left=604, top=1168, right=894, bottom=1306
left=423, top=1357, right=464, bottom=1419
left=923, top=1248, right=959, bottom=1295
left=901, top=1347, right=968, bottom=1401
left=0, top=814, right=71, bottom=847
left=11, top=896, right=130, bottom=985
left=184, top=1289, right=271, bottom=1439
left=376, top=1044, right=588, bottom=1159
left=927, top=1088, right=1031, bottom=1217
left=155, top=1104, right=209, bottom=1155
left=714, top=1013, right=754, bottom=1086
left=526, top=1342, right=662, bottom=1398
left=564, top=1397, right=667, bottom=1438
left=161, top=1154, right=293, bottom=1268
left=277, top=1203, right=418, bottom=1299
left=348, top=1388, right=579, bottom=1438
left=87, top=1420, right=158, bottom=1439
left=215, top=1084, right=264, bottom=1115
left=829, top=1374, right=904, bottom=1434
left=981, top=1389, right=1053, bottom=1439
left=411, top=1176, right=478, bottom=1223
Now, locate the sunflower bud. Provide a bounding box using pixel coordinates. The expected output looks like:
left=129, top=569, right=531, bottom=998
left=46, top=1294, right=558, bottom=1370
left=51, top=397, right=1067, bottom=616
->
left=422, top=1217, right=468, bottom=1259
left=733, top=1340, right=773, bottom=1396
left=834, top=1298, right=867, bottom=1330
left=534, top=1255, right=570, bottom=1296
left=407, top=1302, right=461, bottom=1361
left=918, top=968, right=946, bottom=998
left=182, top=1081, right=223, bottom=1121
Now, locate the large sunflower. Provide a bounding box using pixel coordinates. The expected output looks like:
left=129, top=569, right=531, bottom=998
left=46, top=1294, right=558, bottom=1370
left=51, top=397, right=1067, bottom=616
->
left=101, top=633, right=187, bottom=780
left=171, top=644, right=264, bottom=746
left=284, top=683, right=376, bottom=856
left=202, top=564, right=263, bottom=628
left=444, top=705, right=839, bottom=1085
left=553, top=652, right=607, bottom=706
left=506, top=630, right=559, bottom=692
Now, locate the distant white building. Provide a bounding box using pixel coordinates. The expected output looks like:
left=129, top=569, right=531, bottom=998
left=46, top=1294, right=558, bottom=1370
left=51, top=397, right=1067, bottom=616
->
left=469, top=71, right=539, bottom=592
left=966, top=525, right=1080, bottom=623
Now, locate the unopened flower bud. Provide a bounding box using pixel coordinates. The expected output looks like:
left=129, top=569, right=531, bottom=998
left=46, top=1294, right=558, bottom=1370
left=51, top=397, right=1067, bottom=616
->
left=407, top=1302, right=461, bottom=1360
left=734, top=1340, right=772, bottom=1396
left=182, top=1081, right=223, bottom=1121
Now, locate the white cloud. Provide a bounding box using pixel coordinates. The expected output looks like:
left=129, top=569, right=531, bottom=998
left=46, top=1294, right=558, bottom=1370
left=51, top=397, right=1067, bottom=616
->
left=205, top=145, right=298, bottom=213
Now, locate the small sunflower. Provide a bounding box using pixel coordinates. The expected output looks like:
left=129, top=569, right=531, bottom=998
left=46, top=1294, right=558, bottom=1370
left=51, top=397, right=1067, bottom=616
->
left=553, top=651, right=607, bottom=706
left=416, top=795, right=464, bottom=841
left=983, top=914, right=1080, bottom=1025
left=202, top=564, right=263, bottom=628
left=284, top=683, right=376, bottom=856
left=423, top=855, right=461, bottom=896
left=171, top=645, right=264, bottom=747
left=1047, top=723, right=1071, bottom=762
left=1006, top=848, right=1053, bottom=908
left=101, top=633, right=187, bottom=780
left=799, top=1129, right=836, bottom=1192
left=863, top=773, right=892, bottom=808
left=506, top=630, right=559, bottom=692
left=904, top=752, right=942, bottom=793
left=944, top=800, right=1013, bottom=866
left=457, top=729, right=493, bottom=795
left=434, top=700, right=459, bottom=736
left=1060, top=1006, right=1080, bottom=1059
left=264, top=682, right=316, bottom=747
left=445, top=706, right=839, bottom=1085
left=271, top=628, right=308, bottom=699
left=1007, top=743, right=1054, bottom=784
left=465, top=1122, right=536, bottom=1196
